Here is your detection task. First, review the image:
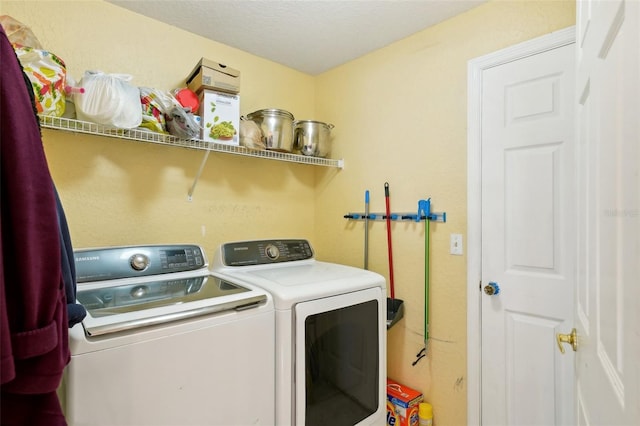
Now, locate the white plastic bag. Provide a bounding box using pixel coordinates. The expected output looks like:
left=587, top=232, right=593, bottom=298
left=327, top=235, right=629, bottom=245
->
left=165, top=106, right=201, bottom=140
left=74, top=71, right=142, bottom=129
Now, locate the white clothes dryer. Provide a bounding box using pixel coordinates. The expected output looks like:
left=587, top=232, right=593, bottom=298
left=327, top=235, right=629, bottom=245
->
left=62, top=244, right=275, bottom=426
left=211, top=239, right=387, bottom=426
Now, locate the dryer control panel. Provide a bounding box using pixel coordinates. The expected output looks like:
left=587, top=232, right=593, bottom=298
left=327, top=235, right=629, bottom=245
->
left=74, top=244, right=206, bottom=282
left=222, top=239, right=314, bottom=266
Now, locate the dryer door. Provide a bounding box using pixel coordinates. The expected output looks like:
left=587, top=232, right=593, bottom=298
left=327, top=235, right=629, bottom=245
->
left=294, top=287, right=386, bottom=426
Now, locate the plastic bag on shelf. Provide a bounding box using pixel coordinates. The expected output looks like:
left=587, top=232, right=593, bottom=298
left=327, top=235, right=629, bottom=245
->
left=139, top=87, right=178, bottom=133
left=165, top=105, right=201, bottom=140
left=14, top=45, right=67, bottom=117
left=239, top=117, right=265, bottom=150
left=61, top=75, right=83, bottom=119
left=74, top=71, right=142, bottom=129
left=0, top=15, right=43, bottom=49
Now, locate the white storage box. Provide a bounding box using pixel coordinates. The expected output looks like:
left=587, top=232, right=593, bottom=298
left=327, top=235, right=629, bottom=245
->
left=198, top=90, right=240, bottom=146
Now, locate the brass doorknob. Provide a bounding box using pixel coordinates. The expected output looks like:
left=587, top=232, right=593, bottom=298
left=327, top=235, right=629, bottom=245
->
left=556, top=328, right=578, bottom=354
left=483, top=282, right=500, bottom=296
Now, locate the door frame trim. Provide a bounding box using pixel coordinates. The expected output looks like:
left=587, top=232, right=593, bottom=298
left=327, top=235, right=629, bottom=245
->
left=466, top=26, right=575, bottom=425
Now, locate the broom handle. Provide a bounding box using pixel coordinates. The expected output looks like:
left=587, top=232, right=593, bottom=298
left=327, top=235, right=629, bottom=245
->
left=364, top=190, right=370, bottom=270
left=384, top=182, right=395, bottom=300
left=425, top=217, right=430, bottom=345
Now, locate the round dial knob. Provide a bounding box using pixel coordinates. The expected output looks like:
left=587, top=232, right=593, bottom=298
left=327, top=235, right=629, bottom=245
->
left=130, top=253, right=150, bottom=271
left=265, top=244, right=280, bottom=260
left=483, top=281, right=500, bottom=296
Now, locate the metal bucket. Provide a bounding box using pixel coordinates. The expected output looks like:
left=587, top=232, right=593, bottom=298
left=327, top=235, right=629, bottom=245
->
left=294, top=120, right=334, bottom=157
left=246, top=109, right=295, bottom=152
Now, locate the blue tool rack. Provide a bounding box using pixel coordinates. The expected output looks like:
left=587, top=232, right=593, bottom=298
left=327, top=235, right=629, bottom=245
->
left=344, top=198, right=446, bottom=223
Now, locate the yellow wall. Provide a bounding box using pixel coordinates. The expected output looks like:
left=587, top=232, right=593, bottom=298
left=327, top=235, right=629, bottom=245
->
left=313, top=1, right=574, bottom=425
left=1, top=0, right=318, bottom=253
left=1, top=1, right=575, bottom=424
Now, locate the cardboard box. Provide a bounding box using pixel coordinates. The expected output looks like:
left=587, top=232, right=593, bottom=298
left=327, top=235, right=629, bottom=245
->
left=187, top=58, right=240, bottom=94
left=198, top=90, right=240, bottom=146
left=387, top=379, right=423, bottom=426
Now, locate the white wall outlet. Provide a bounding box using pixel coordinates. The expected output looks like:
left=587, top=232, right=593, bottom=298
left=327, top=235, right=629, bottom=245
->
left=450, top=234, right=463, bottom=255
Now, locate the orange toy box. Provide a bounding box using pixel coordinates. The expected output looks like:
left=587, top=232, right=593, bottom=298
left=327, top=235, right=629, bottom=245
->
left=386, top=379, right=423, bottom=426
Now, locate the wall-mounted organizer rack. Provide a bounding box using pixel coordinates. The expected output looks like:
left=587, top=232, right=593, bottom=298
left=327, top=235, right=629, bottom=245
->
left=39, top=115, right=345, bottom=199
left=343, top=199, right=446, bottom=223
left=345, top=197, right=446, bottom=363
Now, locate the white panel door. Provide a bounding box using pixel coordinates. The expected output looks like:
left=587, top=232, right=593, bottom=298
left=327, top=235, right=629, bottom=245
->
left=575, top=0, right=640, bottom=424
left=481, top=43, right=575, bottom=425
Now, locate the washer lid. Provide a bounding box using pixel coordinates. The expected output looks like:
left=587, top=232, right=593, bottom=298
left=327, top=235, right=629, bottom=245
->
left=77, top=272, right=268, bottom=336
left=246, top=262, right=365, bottom=286
left=213, top=261, right=386, bottom=309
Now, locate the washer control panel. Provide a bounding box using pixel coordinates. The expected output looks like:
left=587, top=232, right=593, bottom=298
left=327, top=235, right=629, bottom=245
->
left=222, top=239, right=314, bottom=266
left=74, top=244, right=206, bottom=283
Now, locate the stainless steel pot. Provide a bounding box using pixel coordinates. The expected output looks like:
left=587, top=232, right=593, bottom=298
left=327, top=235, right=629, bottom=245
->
left=294, top=120, right=334, bottom=157
left=246, top=109, right=295, bottom=152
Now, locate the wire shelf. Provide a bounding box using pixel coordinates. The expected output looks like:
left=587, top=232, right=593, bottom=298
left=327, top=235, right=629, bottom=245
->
left=39, top=115, right=344, bottom=169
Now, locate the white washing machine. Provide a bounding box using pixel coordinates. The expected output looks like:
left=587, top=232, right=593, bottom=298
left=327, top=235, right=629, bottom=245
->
left=211, top=239, right=387, bottom=426
left=62, top=244, right=275, bottom=426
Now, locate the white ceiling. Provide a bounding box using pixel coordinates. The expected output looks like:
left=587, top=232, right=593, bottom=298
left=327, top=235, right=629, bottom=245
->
left=107, top=0, right=486, bottom=75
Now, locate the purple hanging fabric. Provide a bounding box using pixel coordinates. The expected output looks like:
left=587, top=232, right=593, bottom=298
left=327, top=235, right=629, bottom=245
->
left=1, top=25, right=69, bottom=426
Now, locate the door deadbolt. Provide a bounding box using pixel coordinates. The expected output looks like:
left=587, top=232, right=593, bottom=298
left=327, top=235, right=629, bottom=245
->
left=556, top=328, right=578, bottom=354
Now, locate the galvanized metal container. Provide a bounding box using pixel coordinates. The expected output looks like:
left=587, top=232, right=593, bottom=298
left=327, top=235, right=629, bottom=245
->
left=246, top=109, right=295, bottom=152
left=294, top=120, right=334, bottom=157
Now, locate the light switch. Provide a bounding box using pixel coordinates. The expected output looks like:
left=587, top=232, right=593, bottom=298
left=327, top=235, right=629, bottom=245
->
left=450, top=234, right=463, bottom=255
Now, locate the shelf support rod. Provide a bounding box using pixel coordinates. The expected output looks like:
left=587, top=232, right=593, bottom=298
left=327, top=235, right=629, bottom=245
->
left=187, top=150, right=211, bottom=201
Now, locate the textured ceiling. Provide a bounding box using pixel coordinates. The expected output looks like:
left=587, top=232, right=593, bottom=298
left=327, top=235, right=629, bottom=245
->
left=107, top=0, right=486, bottom=75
